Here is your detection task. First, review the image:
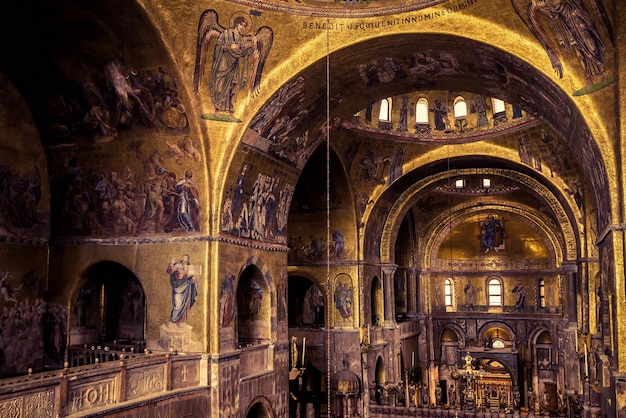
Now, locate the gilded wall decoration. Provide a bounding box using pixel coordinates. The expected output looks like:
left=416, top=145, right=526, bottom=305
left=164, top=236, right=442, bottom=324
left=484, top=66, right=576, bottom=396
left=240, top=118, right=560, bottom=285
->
left=356, top=144, right=391, bottom=183
left=166, top=254, right=201, bottom=324
left=44, top=60, right=189, bottom=142
left=511, top=0, right=613, bottom=95
left=219, top=274, right=236, bottom=328
left=0, top=397, right=21, bottom=418
left=355, top=191, right=373, bottom=229
left=578, top=130, right=610, bottom=230
left=48, top=138, right=203, bottom=238
left=431, top=97, right=451, bottom=131
left=518, top=135, right=542, bottom=171
left=244, top=277, right=264, bottom=321
left=193, top=10, right=274, bottom=122
left=334, top=275, right=353, bottom=320
left=237, top=258, right=274, bottom=344
left=0, top=262, right=66, bottom=377
left=464, top=281, right=478, bottom=309
left=287, top=229, right=346, bottom=264
left=479, top=215, right=505, bottom=254
left=0, top=165, right=47, bottom=240
left=358, top=57, right=407, bottom=86
left=409, top=51, right=462, bottom=77
left=388, top=146, right=405, bottom=184
left=221, top=164, right=294, bottom=244
left=277, top=274, right=287, bottom=322
left=246, top=75, right=316, bottom=169
left=511, top=279, right=528, bottom=311
left=0, top=297, right=67, bottom=378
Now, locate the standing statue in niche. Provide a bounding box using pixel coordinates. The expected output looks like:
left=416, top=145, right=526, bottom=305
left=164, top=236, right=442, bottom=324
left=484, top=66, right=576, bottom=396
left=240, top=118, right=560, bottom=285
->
left=192, top=10, right=274, bottom=121
left=167, top=254, right=199, bottom=323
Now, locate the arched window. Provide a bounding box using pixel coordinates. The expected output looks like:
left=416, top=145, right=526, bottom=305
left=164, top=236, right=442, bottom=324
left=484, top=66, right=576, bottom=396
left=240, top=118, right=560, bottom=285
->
left=444, top=278, right=454, bottom=306
left=487, top=278, right=503, bottom=306
left=538, top=278, right=546, bottom=308
left=453, top=96, right=467, bottom=118
left=379, top=98, right=392, bottom=122
left=416, top=98, right=429, bottom=124
left=492, top=97, right=506, bottom=115
left=492, top=339, right=505, bottom=348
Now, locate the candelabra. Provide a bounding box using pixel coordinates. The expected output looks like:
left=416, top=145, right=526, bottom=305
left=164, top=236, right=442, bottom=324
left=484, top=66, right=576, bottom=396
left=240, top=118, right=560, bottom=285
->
left=451, top=352, right=485, bottom=412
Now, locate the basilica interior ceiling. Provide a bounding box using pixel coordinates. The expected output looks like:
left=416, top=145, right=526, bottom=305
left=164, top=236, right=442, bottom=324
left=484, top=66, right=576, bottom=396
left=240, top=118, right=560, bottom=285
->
left=0, top=0, right=611, bottom=273
left=0, top=3, right=619, bottom=416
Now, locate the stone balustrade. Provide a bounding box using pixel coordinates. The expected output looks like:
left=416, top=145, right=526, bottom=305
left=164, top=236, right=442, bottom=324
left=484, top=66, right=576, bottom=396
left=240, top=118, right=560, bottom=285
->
left=0, top=352, right=207, bottom=417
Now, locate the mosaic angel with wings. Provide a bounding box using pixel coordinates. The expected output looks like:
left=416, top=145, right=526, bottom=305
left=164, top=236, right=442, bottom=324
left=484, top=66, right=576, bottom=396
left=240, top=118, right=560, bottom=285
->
left=192, top=10, right=274, bottom=122
left=511, top=0, right=611, bottom=92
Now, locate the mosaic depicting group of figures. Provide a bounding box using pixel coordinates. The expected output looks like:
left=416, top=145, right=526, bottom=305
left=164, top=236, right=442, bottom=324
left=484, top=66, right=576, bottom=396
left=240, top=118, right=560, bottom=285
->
left=221, top=164, right=295, bottom=243
left=287, top=230, right=346, bottom=264
left=36, top=0, right=613, bottom=145
left=0, top=269, right=67, bottom=378
left=2, top=139, right=303, bottom=242
left=45, top=59, right=188, bottom=143
left=0, top=165, right=46, bottom=238
left=48, top=140, right=201, bottom=238
left=354, top=0, right=611, bottom=96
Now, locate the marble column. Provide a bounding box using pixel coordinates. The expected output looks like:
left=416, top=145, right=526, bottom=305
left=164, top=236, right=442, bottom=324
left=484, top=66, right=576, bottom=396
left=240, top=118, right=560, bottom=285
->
left=382, top=264, right=398, bottom=325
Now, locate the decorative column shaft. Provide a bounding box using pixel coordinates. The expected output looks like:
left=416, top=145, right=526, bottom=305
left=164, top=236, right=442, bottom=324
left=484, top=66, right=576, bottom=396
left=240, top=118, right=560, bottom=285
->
left=381, top=265, right=398, bottom=325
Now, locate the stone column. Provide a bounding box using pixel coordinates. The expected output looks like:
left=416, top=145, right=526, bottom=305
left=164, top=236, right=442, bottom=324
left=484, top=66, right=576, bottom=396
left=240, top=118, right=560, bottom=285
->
left=407, top=268, right=418, bottom=318
left=382, top=264, right=398, bottom=325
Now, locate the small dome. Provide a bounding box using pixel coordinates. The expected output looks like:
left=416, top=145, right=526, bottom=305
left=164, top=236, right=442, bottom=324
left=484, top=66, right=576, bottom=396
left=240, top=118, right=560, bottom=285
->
left=332, top=369, right=360, bottom=396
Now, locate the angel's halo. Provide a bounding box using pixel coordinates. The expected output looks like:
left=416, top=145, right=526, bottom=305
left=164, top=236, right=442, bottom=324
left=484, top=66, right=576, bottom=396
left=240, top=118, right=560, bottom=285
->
left=229, top=11, right=253, bottom=34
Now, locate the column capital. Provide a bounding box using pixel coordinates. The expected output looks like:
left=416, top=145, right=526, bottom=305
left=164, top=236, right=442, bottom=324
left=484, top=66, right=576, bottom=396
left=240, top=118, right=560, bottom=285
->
left=381, top=264, right=398, bottom=276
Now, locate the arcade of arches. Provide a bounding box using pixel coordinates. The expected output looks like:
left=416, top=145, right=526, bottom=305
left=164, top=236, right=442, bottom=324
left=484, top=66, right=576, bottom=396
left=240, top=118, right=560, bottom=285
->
left=0, top=1, right=624, bottom=418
